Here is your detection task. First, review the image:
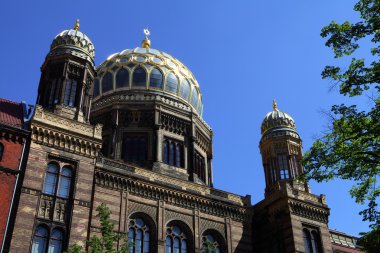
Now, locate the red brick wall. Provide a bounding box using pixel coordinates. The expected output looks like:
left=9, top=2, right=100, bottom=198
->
left=0, top=138, right=23, bottom=248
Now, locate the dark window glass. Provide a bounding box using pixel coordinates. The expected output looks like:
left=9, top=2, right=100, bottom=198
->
left=0, top=143, right=3, bottom=161
left=165, top=72, right=178, bottom=93
left=128, top=217, right=150, bottom=253
left=63, top=79, right=77, bottom=107
left=311, top=231, right=321, bottom=253
left=116, top=68, right=130, bottom=88
left=179, top=79, right=190, bottom=100
left=191, top=88, right=198, bottom=108
left=32, top=226, right=48, bottom=253
left=194, top=151, right=206, bottom=183
left=162, top=138, right=183, bottom=167
left=166, top=225, right=189, bottom=253
left=48, top=229, right=63, bottom=253
left=49, top=79, right=61, bottom=106
left=57, top=166, right=72, bottom=198
left=278, top=155, right=289, bottom=179
left=93, top=79, right=100, bottom=97
left=122, top=134, right=147, bottom=162
left=43, top=163, right=59, bottom=195
left=303, top=229, right=312, bottom=253
left=150, top=68, right=163, bottom=89
left=102, top=72, right=113, bottom=93
left=132, top=67, right=147, bottom=87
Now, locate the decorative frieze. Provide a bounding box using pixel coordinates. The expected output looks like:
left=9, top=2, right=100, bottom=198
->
left=127, top=200, right=157, bottom=223
left=165, top=210, right=193, bottom=231
left=289, top=200, right=329, bottom=223
left=200, top=218, right=225, bottom=238
left=161, top=112, right=190, bottom=135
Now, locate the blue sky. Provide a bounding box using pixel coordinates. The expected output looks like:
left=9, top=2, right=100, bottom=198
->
left=0, top=0, right=371, bottom=235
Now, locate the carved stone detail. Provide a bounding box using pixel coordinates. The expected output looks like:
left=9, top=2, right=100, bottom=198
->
left=289, top=200, right=329, bottom=223
left=200, top=218, right=225, bottom=238
left=160, top=113, right=190, bottom=135
left=165, top=210, right=193, bottom=231
left=127, top=200, right=157, bottom=224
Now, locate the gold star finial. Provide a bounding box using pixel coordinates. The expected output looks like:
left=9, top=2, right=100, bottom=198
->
left=142, top=28, right=151, bottom=48
left=273, top=99, right=278, bottom=110
left=74, top=19, right=80, bottom=31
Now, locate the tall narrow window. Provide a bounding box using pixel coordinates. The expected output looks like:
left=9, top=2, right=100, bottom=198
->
left=128, top=217, right=150, bottom=253
left=311, top=231, right=322, bottom=253
left=166, top=225, right=189, bottom=253
left=150, top=68, right=163, bottom=89
left=278, top=155, right=289, bottom=179
left=93, top=78, right=100, bottom=97
left=303, top=229, right=312, bottom=253
left=116, top=68, right=130, bottom=88
left=194, top=151, right=206, bottom=183
left=49, top=79, right=61, bottom=106
left=0, top=143, right=4, bottom=161
left=132, top=67, right=147, bottom=87
left=57, top=167, right=72, bottom=198
left=63, top=79, right=77, bottom=107
left=165, top=72, right=178, bottom=93
left=43, top=163, right=59, bottom=195
left=162, top=138, right=184, bottom=167
left=32, top=226, right=49, bottom=253
left=179, top=79, right=190, bottom=100
left=190, top=88, right=199, bottom=108
left=48, top=229, right=63, bottom=253
left=303, top=227, right=321, bottom=253
left=102, top=72, right=113, bottom=93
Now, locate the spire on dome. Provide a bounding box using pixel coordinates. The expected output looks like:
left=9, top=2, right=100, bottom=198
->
left=142, top=28, right=151, bottom=48
left=74, top=19, right=80, bottom=31
left=273, top=99, right=278, bottom=111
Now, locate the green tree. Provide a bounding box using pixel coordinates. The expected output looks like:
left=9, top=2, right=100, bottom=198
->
left=302, top=0, right=380, bottom=250
left=66, top=203, right=130, bottom=253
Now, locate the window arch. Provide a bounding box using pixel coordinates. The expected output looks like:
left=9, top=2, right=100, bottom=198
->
left=49, top=228, right=63, bottom=253
left=303, top=227, right=322, bottom=253
left=102, top=72, right=113, bottom=93
left=201, top=232, right=223, bottom=253
left=128, top=217, right=151, bottom=253
left=32, top=225, right=49, bottom=253
left=42, top=163, right=73, bottom=199
left=179, top=79, right=190, bottom=100
left=0, top=142, right=4, bottom=161
left=132, top=66, right=147, bottom=87
left=116, top=68, right=130, bottom=88
left=150, top=68, right=163, bottom=89
left=165, top=223, right=191, bottom=253
left=165, top=72, right=178, bottom=93
left=63, top=79, right=77, bottom=107
left=278, top=155, right=289, bottom=179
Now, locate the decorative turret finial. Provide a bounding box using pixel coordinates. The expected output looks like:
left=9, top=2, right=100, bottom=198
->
left=273, top=99, right=278, bottom=111
left=74, top=19, right=80, bottom=31
left=142, top=28, right=151, bottom=48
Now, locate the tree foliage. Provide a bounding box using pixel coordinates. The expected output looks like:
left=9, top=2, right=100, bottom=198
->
left=302, top=0, right=380, bottom=234
left=66, top=203, right=130, bottom=253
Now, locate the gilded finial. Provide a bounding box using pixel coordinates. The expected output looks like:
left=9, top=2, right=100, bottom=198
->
left=74, top=19, right=80, bottom=31
left=142, top=28, right=151, bottom=48
left=273, top=99, right=278, bottom=111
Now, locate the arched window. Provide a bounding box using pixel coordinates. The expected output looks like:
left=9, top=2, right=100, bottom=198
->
left=165, top=72, right=178, bottom=93
left=42, top=163, right=73, bottom=199
left=116, top=68, right=130, bottom=88
left=202, top=234, right=221, bottom=253
left=57, top=167, right=72, bottom=198
left=190, top=88, right=199, bottom=108
left=179, top=79, right=190, bottom=100
left=63, top=79, right=77, bottom=107
left=128, top=217, right=150, bottom=253
left=102, top=72, right=113, bottom=93
left=150, top=68, right=163, bottom=89
left=132, top=67, right=147, bottom=87
left=0, top=142, right=4, bottom=161
left=31, top=225, right=49, bottom=253
left=49, top=228, right=63, bottom=253
left=93, top=78, right=100, bottom=97
left=43, top=163, right=59, bottom=195
left=166, top=225, right=188, bottom=253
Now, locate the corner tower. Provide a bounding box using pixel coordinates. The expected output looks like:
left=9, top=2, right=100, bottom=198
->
left=259, top=100, right=308, bottom=196
left=254, top=101, right=333, bottom=253
left=9, top=21, right=102, bottom=252
left=36, top=20, right=95, bottom=122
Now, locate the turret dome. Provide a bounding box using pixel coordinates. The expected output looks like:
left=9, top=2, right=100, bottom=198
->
left=93, top=46, right=203, bottom=116
left=261, top=100, right=297, bottom=137
left=49, top=20, right=95, bottom=64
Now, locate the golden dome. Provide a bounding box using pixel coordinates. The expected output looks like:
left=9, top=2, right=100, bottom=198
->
left=261, top=101, right=297, bottom=136
left=94, top=47, right=203, bottom=116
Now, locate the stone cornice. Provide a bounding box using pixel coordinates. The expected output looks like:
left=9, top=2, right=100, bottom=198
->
left=31, top=105, right=102, bottom=158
